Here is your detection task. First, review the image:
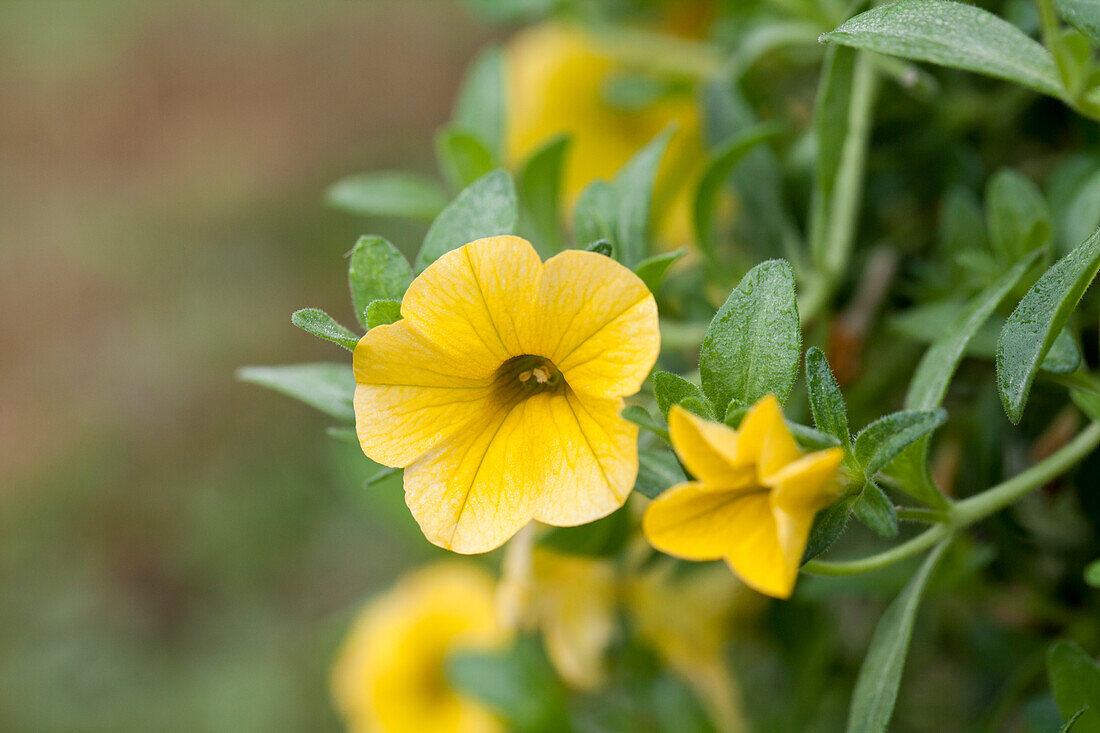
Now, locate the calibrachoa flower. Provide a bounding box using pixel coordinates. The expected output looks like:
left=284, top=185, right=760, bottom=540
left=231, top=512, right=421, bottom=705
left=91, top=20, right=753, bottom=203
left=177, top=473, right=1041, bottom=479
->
left=506, top=23, right=705, bottom=245
left=642, top=396, right=844, bottom=598
left=353, top=235, right=660, bottom=553
left=330, top=562, right=507, bottom=733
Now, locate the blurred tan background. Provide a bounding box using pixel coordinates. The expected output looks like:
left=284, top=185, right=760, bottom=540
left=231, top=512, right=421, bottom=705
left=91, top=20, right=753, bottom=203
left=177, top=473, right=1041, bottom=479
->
left=0, top=2, right=492, bottom=729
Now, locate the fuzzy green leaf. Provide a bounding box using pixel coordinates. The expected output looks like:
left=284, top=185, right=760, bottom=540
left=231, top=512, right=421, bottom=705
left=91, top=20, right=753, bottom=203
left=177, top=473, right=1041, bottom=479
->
left=417, top=169, right=518, bottom=271
left=517, top=134, right=569, bottom=252
left=1048, top=640, right=1100, bottom=733
left=997, top=228, right=1100, bottom=423
left=634, top=249, right=685, bottom=295
left=348, top=235, right=413, bottom=328
left=622, top=405, right=669, bottom=442
left=653, top=371, right=712, bottom=420
left=237, top=363, right=355, bottom=422
left=325, top=171, right=448, bottom=221
left=615, top=126, right=673, bottom=266
left=1057, top=0, right=1100, bottom=46
left=822, top=1, right=1064, bottom=99
left=585, top=239, right=614, bottom=258
left=805, top=346, right=851, bottom=448
left=853, top=481, right=899, bottom=538
left=693, top=123, right=783, bottom=259
left=699, top=259, right=801, bottom=416
left=803, top=495, right=857, bottom=563
left=574, top=181, right=619, bottom=249
left=854, top=409, right=946, bottom=478
left=366, top=299, right=402, bottom=329
left=291, top=308, right=359, bottom=351
left=846, top=541, right=949, bottom=733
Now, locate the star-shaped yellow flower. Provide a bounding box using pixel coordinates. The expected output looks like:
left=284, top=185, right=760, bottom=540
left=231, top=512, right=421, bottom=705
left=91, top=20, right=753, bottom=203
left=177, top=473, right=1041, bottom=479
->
left=353, top=235, right=660, bottom=553
left=331, top=562, right=506, bottom=733
left=642, top=396, right=844, bottom=598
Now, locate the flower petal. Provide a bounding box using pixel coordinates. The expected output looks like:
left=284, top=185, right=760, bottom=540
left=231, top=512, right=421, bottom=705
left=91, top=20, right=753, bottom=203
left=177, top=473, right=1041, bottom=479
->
left=768, top=448, right=845, bottom=516
left=717, top=493, right=800, bottom=599
left=667, top=406, right=753, bottom=488
left=642, top=482, right=762, bottom=560
left=400, top=235, right=544, bottom=368
left=734, top=394, right=799, bottom=473
left=403, top=390, right=634, bottom=554
left=536, top=249, right=659, bottom=397
left=354, top=320, right=497, bottom=467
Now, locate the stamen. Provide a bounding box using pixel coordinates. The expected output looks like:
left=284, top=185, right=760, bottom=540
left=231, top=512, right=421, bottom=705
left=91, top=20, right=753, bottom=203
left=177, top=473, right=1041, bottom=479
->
left=532, top=365, right=551, bottom=384
left=518, top=370, right=533, bottom=383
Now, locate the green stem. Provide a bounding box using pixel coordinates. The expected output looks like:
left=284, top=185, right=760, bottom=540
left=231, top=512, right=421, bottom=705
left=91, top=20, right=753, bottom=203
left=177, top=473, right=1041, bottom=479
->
left=951, top=421, right=1100, bottom=525
left=896, top=507, right=948, bottom=523
left=804, top=422, right=1100, bottom=575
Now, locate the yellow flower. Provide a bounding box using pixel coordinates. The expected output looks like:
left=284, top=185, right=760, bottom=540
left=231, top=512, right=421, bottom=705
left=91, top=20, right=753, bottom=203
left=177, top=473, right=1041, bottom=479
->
left=331, top=562, right=507, bottom=733
left=626, top=560, right=761, bottom=733
left=642, top=396, right=844, bottom=598
left=353, top=235, right=660, bottom=553
left=498, top=528, right=617, bottom=689
left=505, top=23, right=705, bottom=246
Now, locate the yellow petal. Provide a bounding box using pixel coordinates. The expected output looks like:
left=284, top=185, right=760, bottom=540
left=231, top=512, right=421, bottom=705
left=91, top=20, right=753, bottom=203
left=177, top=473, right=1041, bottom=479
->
left=667, top=406, right=753, bottom=488
left=404, top=390, right=635, bottom=554
left=400, top=235, right=544, bottom=368
left=642, top=482, right=760, bottom=560
left=768, top=447, right=845, bottom=516
left=733, top=394, right=796, bottom=470
left=536, top=249, right=659, bottom=397
left=717, top=492, right=799, bottom=599
left=353, top=320, right=497, bottom=467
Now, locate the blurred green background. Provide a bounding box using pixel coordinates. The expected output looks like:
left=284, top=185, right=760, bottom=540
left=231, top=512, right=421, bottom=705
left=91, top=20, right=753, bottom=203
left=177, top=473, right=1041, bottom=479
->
left=0, top=2, right=488, bottom=729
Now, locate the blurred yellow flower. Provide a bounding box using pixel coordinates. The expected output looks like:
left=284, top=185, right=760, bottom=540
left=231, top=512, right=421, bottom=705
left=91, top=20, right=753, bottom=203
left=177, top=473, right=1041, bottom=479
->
left=498, top=529, right=617, bottom=689
left=331, top=562, right=506, bottom=733
left=353, top=235, right=660, bottom=553
left=626, top=560, right=761, bottom=733
left=642, top=396, right=844, bottom=598
left=505, top=23, right=706, bottom=246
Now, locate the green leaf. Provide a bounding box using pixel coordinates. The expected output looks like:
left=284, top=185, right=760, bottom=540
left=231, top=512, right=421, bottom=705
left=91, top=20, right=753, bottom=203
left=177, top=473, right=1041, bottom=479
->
left=653, top=371, right=712, bottom=420
left=693, top=123, right=784, bottom=259
left=614, top=126, right=673, bottom=266
left=853, top=481, right=899, bottom=538
left=822, top=1, right=1065, bottom=100
left=699, top=259, right=801, bottom=416
left=622, top=405, right=669, bottom=442
left=1057, top=0, right=1100, bottom=46
left=803, top=495, right=857, bottom=563
left=634, top=249, right=685, bottom=295
left=451, top=46, right=505, bottom=160
left=940, top=186, right=988, bottom=255
left=325, top=171, right=448, bottom=221
left=348, top=235, right=413, bottom=328
left=517, top=134, right=569, bottom=252
left=326, top=426, right=359, bottom=444
left=417, top=169, right=518, bottom=271
left=447, top=636, right=568, bottom=733
left=462, top=0, right=555, bottom=24
left=366, top=299, right=402, bottom=329
left=985, top=169, right=1052, bottom=265
left=853, top=409, right=947, bottom=478
left=539, top=505, right=630, bottom=557
left=436, top=128, right=496, bottom=191
left=809, top=45, right=875, bottom=280
left=1085, top=559, right=1100, bottom=587
left=680, top=396, right=716, bottom=420
left=1048, top=640, right=1100, bottom=733
left=787, top=422, right=844, bottom=451
left=846, top=541, right=949, bottom=733
left=997, top=228, right=1100, bottom=423
left=805, top=346, right=851, bottom=448
left=291, top=308, right=359, bottom=351
left=888, top=253, right=1038, bottom=508
left=237, top=363, right=355, bottom=422
left=635, top=447, right=686, bottom=499
left=574, top=181, right=619, bottom=250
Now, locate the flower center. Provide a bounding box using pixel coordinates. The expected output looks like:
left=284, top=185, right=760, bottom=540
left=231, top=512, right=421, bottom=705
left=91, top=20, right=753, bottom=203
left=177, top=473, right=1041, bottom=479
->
left=498, top=355, right=564, bottom=394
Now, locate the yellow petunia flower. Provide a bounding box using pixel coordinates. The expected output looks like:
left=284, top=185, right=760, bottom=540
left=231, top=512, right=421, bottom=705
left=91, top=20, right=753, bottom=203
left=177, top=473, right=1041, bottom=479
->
left=498, top=527, right=617, bottom=690
left=642, top=396, right=844, bottom=598
left=331, top=562, right=507, bottom=733
left=353, top=235, right=660, bottom=554
left=505, top=23, right=706, bottom=246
